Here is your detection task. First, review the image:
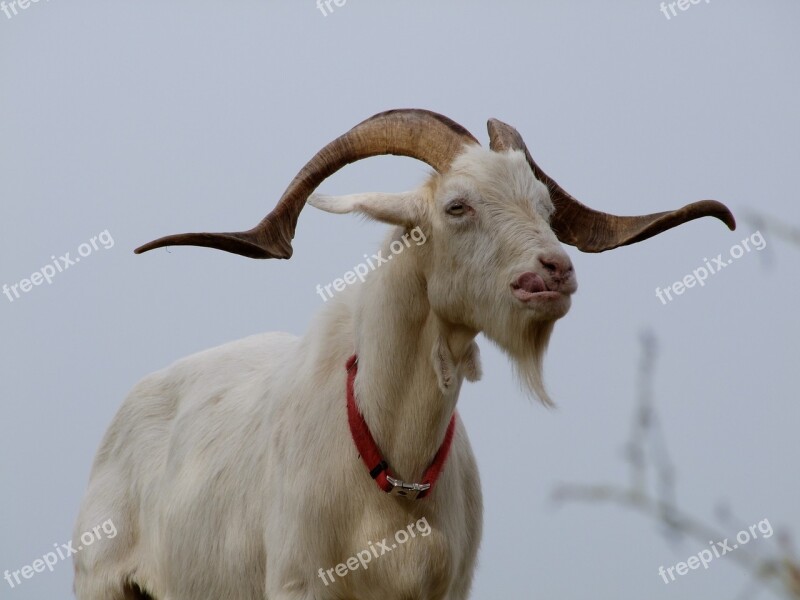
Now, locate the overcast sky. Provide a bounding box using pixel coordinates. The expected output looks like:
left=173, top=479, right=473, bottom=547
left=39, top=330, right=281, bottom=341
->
left=1, top=2, right=798, bottom=599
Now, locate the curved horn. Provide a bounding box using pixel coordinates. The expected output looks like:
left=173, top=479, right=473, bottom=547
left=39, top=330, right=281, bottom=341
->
left=135, top=109, right=479, bottom=259
left=487, top=118, right=736, bottom=253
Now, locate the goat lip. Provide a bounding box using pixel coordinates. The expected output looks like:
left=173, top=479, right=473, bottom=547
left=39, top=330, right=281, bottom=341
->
left=511, top=271, right=560, bottom=302
left=513, top=272, right=547, bottom=294
left=511, top=287, right=563, bottom=303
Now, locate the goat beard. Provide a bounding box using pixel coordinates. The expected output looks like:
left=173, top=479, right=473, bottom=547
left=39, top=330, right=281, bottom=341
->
left=487, top=319, right=556, bottom=406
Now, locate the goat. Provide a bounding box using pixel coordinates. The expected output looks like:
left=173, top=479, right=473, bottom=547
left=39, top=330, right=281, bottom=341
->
left=73, top=109, right=735, bottom=600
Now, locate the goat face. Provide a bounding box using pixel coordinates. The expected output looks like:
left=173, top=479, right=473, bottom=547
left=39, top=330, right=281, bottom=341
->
left=426, top=146, right=576, bottom=332
left=405, top=146, right=573, bottom=403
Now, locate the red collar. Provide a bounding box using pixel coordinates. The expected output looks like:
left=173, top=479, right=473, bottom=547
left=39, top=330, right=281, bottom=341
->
left=346, top=355, right=456, bottom=500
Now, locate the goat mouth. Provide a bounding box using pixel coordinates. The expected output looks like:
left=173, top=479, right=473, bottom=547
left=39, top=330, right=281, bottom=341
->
left=511, top=272, right=564, bottom=303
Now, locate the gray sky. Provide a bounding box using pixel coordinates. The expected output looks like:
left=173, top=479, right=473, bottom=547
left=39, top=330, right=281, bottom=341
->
left=1, top=1, right=798, bottom=598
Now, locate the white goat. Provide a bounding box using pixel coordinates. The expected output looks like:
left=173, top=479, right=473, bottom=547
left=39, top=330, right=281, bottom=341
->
left=73, top=109, right=734, bottom=600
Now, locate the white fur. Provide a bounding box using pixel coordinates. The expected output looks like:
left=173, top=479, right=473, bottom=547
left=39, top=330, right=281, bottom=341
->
left=74, top=147, right=576, bottom=600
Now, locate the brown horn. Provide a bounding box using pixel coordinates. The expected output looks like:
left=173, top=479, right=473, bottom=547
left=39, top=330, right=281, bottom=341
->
left=487, top=118, right=736, bottom=253
left=135, top=109, right=479, bottom=259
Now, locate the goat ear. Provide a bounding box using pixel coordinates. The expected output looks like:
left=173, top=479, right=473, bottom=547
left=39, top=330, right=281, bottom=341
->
left=308, top=192, right=424, bottom=227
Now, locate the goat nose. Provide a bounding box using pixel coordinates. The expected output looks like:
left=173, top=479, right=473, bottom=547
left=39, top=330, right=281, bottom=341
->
left=539, top=254, right=573, bottom=278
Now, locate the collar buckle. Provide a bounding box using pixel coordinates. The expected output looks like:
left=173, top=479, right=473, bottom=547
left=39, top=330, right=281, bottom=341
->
left=386, top=476, right=431, bottom=500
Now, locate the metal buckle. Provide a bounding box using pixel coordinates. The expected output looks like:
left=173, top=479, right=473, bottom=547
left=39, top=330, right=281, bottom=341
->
left=386, top=476, right=431, bottom=500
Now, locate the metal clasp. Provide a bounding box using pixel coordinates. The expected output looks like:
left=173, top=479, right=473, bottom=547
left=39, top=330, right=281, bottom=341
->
left=386, top=476, right=431, bottom=500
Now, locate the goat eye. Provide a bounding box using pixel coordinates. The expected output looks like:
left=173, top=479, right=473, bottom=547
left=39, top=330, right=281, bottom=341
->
left=446, top=201, right=467, bottom=216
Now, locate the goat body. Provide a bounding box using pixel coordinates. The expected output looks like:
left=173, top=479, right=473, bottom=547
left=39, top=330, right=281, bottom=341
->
left=74, top=110, right=734, bottom=600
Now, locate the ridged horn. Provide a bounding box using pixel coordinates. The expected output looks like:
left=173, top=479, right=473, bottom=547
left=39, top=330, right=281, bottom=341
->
left=487, top=118, right=735, bottom=252
left=135, top=109, right=479, bottom=259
